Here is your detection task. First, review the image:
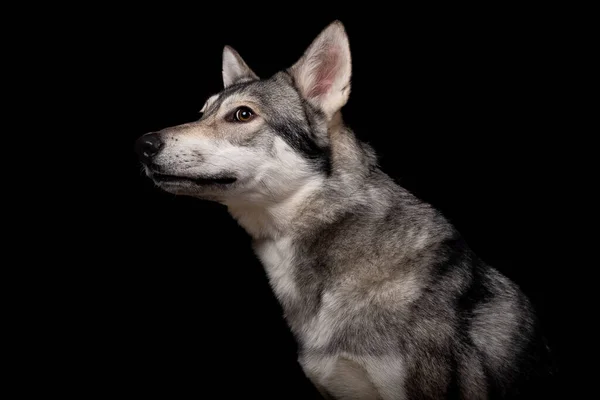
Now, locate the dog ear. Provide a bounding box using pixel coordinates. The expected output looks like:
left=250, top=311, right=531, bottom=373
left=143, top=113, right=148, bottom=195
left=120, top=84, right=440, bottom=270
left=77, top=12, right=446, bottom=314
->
left=289, top=21, right=351, bottom=118
left=222, top=46, right=259, bottom=88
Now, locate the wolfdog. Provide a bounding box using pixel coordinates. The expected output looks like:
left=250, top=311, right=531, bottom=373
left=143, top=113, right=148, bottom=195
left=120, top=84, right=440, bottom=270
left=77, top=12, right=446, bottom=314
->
left=135, top=21, right=552, bottom=399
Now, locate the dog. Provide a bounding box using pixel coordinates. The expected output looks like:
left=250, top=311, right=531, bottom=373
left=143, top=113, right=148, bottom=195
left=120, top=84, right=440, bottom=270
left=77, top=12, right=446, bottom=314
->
left=135, top=21, right=552, bottom=399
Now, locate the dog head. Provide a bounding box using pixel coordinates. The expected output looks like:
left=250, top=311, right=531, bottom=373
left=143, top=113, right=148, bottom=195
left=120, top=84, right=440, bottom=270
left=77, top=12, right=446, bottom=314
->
left=135, top=21, right=351, bottom=204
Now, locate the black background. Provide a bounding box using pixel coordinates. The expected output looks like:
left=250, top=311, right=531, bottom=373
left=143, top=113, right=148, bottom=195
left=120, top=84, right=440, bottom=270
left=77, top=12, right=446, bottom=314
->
left=77, top=4, right=579, bottom=398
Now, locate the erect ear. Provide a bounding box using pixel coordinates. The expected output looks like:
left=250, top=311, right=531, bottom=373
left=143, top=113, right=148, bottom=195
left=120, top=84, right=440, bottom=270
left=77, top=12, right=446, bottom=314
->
left=289, top=21, right=351, bottom=118
left=222, top=45, right=259, bottom=88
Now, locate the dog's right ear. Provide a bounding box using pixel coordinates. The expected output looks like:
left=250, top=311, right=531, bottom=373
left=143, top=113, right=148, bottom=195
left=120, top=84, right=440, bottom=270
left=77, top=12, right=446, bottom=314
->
left=222, top=46, right=259, bottom=88
left=289, top=21, right=351, bottom=119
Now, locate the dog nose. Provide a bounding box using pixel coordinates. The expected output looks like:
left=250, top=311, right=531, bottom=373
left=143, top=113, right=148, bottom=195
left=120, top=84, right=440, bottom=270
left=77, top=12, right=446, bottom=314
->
left=135, top=132, right=164, bottom=163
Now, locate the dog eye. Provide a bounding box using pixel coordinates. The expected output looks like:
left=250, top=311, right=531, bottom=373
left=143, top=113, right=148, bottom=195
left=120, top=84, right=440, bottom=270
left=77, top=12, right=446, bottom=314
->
left=234, top=107, right=254, bottom=122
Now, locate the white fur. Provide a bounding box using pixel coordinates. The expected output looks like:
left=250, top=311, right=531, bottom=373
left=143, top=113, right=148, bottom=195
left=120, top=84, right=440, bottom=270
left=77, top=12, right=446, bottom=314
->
left=301, top=352, right=407, bottom=400
left=302, top=354, right=378, bottom=399
left=302, top=291, right=342, bottom=348
left=199, top=94, right=218, bottom=113
left=254, top=236, right=298, bottom=301
left=363, top=355, right=407, bottom=400
left=226, top=138, right=324, bottom=238
left=413, top=230, right=430, bottom=250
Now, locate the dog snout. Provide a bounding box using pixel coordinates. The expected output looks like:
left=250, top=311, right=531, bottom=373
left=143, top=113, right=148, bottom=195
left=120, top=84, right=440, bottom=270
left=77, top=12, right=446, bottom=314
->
left=135, top=132, right=164, bottom=163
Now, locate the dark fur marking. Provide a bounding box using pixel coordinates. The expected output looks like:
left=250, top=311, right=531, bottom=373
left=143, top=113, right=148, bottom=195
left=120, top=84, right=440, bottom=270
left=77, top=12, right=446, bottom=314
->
left=267, top=119, right=331, bottom=173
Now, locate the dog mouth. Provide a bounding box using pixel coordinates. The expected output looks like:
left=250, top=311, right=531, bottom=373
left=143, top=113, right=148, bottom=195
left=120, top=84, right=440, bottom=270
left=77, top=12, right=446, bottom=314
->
left=152, top=173, right=237, bottom=186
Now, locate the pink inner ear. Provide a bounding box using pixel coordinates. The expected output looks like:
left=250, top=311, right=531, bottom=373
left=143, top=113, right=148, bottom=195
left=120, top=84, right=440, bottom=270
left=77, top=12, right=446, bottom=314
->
left=308, top=48, right=340, bottom=98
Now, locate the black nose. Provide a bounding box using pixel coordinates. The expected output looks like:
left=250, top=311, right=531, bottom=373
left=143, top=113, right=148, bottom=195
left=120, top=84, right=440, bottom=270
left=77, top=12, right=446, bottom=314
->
left=135, top=133, right=164, bottom=163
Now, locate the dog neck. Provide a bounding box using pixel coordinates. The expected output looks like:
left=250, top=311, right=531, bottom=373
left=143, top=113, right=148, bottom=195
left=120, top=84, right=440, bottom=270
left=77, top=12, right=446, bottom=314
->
left=225, top=176, right=324, bottom=240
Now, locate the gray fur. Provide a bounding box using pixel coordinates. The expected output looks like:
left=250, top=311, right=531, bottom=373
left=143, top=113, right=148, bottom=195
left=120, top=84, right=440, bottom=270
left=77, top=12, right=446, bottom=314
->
left=137, top=21, right=551, bottom=399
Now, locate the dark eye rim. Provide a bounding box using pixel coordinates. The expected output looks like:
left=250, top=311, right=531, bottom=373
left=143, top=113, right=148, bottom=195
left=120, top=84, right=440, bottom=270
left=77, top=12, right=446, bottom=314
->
left=227, top=106, right=256, bottom=123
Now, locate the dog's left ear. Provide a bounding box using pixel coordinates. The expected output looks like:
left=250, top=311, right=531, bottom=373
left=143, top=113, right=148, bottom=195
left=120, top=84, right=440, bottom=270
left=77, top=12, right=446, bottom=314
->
left=222, top=46, right=259, bottom=88
left=289, top=21, right=351, bottom=118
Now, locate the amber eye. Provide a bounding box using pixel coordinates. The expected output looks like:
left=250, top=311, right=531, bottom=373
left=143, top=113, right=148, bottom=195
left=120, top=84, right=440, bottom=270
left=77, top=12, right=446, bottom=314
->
left=234, top=107, right=254, bottom=122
